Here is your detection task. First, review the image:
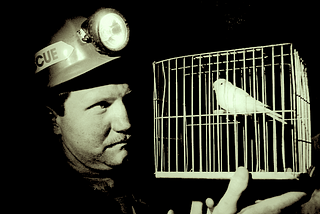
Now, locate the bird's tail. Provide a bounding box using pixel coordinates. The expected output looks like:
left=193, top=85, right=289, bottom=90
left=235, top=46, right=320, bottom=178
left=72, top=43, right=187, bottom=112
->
left=266, top=110, right=287, bottom=124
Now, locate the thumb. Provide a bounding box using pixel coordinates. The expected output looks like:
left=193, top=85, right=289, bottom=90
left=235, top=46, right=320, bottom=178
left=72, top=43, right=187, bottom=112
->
left=190, top=201, right=203, bottom=214
left=214, top=167, right=249, bottom=214
left=167, top=209, right=174, bottom=214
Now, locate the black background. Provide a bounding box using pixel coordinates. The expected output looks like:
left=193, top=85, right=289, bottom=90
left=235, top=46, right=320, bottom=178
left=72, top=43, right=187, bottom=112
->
left=11, top=0, right=319, bottom=212
left=23, top=0, right=319, bottom=135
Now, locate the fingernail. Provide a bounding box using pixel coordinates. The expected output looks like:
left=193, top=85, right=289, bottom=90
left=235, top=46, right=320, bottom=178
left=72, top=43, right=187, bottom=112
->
left=205, top=198, right=214, bottom=212
left=167, top=209, right=174, bottom=214
left=191, top=201, right=203, bottom=214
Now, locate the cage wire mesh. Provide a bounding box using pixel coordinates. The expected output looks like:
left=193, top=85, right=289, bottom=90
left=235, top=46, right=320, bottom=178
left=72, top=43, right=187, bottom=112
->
left=153, top=43, right=311, bottom=179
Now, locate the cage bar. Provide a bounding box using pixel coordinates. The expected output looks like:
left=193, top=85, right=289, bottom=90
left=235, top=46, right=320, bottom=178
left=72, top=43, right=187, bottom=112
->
left=161, top=62, right=165, bottom=172
left=271, top=46, right=277, bottom=172
left=226, top=53, right=230, bottom=172
left=216, top=54, right=220, bottom=172
left=208, top=55, right=212, bottom=172
left=261, top=47, right=268, bottom=171
left=168, top=60, right=171, bottom=172
left=199, top=56, right=202, bottom=172
left=153, top=62, right=157, bottom=172
left=233, top=51, right=239, bottom=169
left=176, top=60, right=179, bottom=171
left=290, top=46, right=297, bottom=172
left=191, top=56, right=195, bottom=171
left=183, top=57, right=187, bottom=171
left=280, top=45, right=286, bottom=170
left=153, top=43, right=311, bottom=179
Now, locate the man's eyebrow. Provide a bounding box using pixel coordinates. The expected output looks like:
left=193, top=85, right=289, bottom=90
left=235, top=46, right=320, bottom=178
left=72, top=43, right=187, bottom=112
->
left=81, top=84, right=131, bottom=105
left=82, top=91, right=112, bottom=105
left=125, top=86, right=132, bottom=94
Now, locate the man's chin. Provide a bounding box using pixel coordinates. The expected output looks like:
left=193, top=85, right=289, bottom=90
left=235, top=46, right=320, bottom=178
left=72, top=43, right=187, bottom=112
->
left=103, top=145, right=129, bottom=167
left=112, top=149, right=129, bottom=166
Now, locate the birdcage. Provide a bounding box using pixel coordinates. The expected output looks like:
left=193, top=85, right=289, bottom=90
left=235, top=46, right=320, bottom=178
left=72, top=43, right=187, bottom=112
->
left=153, top=43, right=311, bottom=179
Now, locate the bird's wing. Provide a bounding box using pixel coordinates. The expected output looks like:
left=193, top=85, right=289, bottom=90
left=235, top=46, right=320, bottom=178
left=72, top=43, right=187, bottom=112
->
left=218, top=81, right=287, bottom=124
left=225, top=85, right=255, bottom=114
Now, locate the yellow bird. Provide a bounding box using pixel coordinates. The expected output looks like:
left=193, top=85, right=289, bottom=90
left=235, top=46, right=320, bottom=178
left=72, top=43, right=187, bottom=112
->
left=213, top=79, right=287, bottom=124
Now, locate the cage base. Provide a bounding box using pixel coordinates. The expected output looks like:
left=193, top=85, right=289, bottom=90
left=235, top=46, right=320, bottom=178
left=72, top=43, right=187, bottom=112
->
left=155, top=171, right=301, bottom=180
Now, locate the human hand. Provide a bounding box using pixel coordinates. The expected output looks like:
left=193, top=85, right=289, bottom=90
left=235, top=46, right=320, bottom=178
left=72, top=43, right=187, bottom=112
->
left=205, top=174, right=310, bottom=214
left=236, top=191, right=307, bottom=214
left=205, top=167, right=249, bottom=214
left=167, top=167, right=311, bottom=214
left=167, top=167, right=249, bottom=214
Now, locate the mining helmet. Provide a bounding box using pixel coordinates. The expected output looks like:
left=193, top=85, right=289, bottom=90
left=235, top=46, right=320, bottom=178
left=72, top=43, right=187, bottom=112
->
left=34, top=8, right=130, bottom=88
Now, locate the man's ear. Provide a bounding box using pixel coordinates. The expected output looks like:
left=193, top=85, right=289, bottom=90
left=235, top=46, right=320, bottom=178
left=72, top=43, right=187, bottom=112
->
left=46, top=106, right=62, bottom=135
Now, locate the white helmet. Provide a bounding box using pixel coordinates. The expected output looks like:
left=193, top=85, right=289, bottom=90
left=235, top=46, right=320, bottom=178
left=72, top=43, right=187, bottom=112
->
left=34, top=8, right=130, bottom=88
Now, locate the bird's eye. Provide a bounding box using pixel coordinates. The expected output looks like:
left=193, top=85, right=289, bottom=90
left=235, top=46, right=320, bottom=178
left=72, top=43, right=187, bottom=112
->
left=220, top=82, right=223, bottom=85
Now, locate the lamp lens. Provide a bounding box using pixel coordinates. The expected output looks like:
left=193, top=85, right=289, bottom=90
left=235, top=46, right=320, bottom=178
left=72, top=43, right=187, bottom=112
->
left=99, top=13, right=128, bottom=51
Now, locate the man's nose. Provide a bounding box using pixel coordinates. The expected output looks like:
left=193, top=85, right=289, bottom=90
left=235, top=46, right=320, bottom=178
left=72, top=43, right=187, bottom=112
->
left=111, top=99, right=131, bottom=133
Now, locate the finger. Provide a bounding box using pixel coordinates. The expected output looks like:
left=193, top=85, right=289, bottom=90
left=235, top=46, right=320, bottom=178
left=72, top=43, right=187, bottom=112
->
left=214, top=167, right=249, bottom=214
left=167, top=209, right=174, bottom=214
left=259, top=192, right=307, bottom=212
left=238, top=192, right=307, bottom=214
left=190, top=201, right=203, bottom=214
left=205, top=198, right=214, bottom=214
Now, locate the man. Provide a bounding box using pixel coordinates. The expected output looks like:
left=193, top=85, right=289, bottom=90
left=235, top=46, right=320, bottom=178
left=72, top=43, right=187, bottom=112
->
left=29, top=7, right=315, bottom=214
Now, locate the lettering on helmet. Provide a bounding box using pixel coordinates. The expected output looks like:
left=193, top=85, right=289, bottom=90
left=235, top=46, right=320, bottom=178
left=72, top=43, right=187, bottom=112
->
left=35, top=41, right=74, bottom=73
left=35, top=55, right=44, bottom=67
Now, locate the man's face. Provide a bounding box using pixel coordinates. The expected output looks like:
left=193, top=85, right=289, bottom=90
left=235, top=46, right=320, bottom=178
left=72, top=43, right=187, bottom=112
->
left=55, top=83, right=132, bottom=171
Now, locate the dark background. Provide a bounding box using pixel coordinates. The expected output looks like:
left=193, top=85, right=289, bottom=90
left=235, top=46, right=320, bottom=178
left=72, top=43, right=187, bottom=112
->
left=13, top=0, right=319, bottom=212
left=24, top=0, right=318, bottom=136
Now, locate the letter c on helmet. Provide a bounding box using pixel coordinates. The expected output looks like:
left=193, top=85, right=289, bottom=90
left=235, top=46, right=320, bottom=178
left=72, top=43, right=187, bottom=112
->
left=36, top=55, right=44, bottom=67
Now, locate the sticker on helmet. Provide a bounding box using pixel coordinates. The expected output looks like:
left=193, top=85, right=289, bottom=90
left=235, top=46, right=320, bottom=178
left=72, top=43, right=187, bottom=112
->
left=35, top=41, right=74, bottom=73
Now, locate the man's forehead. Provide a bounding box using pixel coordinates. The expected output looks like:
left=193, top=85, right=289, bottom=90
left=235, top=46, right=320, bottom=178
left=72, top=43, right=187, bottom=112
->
left=70, top=84, right=130, bottom=101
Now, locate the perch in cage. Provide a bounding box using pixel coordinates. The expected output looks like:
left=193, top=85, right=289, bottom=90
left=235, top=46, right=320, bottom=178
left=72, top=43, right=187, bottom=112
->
left=153, top=43, right=312, bottom=179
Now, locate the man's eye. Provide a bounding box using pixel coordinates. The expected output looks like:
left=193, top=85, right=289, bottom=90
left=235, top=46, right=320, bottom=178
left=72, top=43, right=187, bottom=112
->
left=86, top=101, right=112, bottom=112
left=88, top=101, right=110, bottom=112
left=96, top=101, right=110, bottom=109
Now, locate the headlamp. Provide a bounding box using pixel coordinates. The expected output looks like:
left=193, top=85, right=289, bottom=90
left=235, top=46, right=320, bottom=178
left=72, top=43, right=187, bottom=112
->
left=79, top=8, right=129, bottom=55
left=34, top=8, right=130, bottom=87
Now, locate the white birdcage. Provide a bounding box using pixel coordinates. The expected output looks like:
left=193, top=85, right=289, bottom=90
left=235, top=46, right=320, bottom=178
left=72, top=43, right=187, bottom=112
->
left=153, top=43, right=312, bottom=180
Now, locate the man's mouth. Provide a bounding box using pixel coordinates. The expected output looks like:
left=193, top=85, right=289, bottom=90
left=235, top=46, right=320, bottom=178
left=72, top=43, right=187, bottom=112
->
left=106, top=134, right=131, bottom=148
